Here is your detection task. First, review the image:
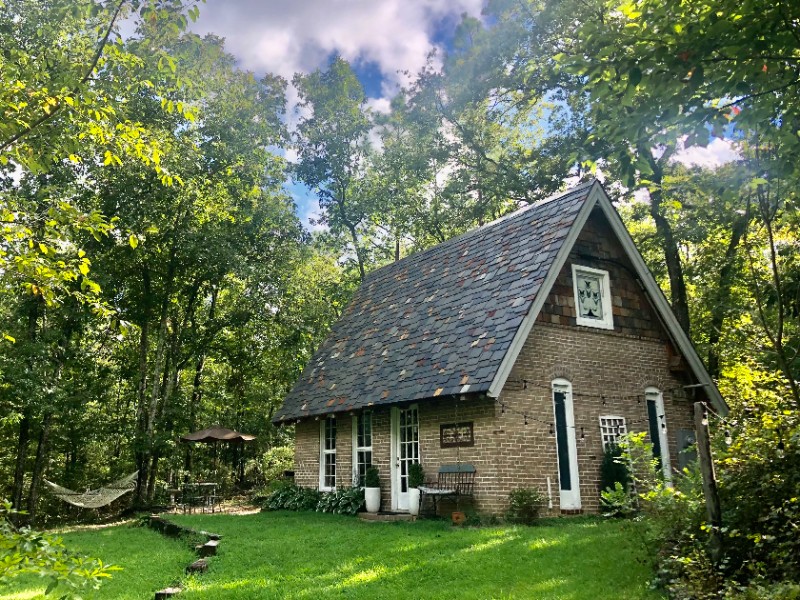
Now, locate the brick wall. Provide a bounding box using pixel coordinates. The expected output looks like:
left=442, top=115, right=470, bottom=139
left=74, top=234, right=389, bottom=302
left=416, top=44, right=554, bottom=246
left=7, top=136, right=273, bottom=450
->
left=493, top=322, right=694, bottom=515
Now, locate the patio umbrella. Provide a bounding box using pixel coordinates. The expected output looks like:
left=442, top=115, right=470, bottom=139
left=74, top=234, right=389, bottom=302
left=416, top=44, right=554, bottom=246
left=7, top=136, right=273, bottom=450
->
left=180, top=426, right=256, bottom=483
left=180, top=426, right=256, bottom=444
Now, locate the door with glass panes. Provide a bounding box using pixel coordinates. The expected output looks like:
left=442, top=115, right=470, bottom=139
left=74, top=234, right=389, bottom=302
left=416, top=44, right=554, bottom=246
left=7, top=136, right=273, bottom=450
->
left=391, top=405, right=419, bottom=511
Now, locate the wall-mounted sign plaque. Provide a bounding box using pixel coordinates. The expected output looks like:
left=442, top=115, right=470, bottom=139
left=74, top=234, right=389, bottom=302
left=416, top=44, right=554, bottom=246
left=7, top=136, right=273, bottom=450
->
left=440, top=422, right=474, bottom=448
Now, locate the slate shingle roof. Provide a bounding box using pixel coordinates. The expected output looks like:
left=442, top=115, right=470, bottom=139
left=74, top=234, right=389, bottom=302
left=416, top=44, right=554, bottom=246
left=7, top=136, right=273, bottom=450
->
left=273, top=181, right=596, bottom=422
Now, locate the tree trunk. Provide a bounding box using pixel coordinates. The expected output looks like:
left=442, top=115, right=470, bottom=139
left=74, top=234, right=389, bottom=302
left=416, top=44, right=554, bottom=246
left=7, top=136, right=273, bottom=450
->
left=638, top=146, right=691, bottom=334
left=26, top=411, right=53, bottom=526
left=694, top=402, right=723, bottom=564
left=146, top=347, right=180, bottom=502
left=334, top=191, right=366, bottom=281
left=11, top=413, right=30, bottom=511
left=186, top=355, right=204, bottom=474
left=756, top=190, right=800, bottom=407
left=146, top=451, right=160, bottom=503
left=187, top=287, right=217, bottom=451
left=707, top=215, right=747, bottom=378
left=649, top=186, right=691, bottom=335
left=134, top=320, right=150, bottom=504
left=134, top=268, right=151, bottom=503
left=13, top=295, right=41, bottom=513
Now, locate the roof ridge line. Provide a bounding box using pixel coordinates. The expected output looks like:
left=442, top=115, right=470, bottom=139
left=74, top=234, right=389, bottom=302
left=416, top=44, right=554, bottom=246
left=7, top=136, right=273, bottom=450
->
left=364, top=179, right=597, bottom=283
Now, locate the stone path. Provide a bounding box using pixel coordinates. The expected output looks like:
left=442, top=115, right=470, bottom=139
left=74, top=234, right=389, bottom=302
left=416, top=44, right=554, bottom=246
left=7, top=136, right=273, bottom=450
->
left=148, top=514, right=224, bottom=599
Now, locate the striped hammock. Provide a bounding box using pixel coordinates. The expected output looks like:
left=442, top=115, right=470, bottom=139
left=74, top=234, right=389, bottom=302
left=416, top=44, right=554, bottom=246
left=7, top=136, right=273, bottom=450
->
left=44, top=471, right=138, bottom=509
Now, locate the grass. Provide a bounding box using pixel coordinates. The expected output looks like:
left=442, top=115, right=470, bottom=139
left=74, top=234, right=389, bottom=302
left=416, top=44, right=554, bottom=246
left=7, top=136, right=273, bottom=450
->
left=0, top=522, right=195, bottom=600
left=1, top=512, right=665, bottom=599
left=171, top=512, right=665, bottom=600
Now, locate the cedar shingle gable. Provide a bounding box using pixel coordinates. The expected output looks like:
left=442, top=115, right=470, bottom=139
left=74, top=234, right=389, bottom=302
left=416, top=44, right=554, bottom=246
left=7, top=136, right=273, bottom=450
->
left=273, top=181, right=596, bottom=422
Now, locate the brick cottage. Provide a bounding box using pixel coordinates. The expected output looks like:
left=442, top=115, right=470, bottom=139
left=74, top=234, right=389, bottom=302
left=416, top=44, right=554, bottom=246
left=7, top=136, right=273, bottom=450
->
left=273, top=180, right=726, bottom=516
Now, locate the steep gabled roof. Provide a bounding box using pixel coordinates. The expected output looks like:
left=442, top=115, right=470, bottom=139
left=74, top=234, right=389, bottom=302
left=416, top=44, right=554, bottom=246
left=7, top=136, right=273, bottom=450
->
left=274, top=180, right=726, bottom=423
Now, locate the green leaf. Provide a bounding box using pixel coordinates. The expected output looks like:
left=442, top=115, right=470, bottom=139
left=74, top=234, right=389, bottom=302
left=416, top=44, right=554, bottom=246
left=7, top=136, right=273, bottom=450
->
left=44, top=578, right=58, bottom=595
left=129, top=235, right=139, bottom=249
left=628, top=66, right=642, bottom=88
left=689, top=65, right=704, bottom=87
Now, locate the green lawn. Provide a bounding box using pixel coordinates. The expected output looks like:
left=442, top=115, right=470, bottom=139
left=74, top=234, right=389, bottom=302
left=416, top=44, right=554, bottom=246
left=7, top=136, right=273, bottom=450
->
left=172, top=512, right=664, bottom=600
left=0, top=523, right=195, bottom=600
left=1, top=512, right=664, bottom=599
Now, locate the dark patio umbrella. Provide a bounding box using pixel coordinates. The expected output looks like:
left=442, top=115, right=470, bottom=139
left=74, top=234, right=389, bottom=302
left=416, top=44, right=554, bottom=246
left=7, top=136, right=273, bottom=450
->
left=180, top=426, right=256, bottom=444
left=180, top=426, right=256, bottom=483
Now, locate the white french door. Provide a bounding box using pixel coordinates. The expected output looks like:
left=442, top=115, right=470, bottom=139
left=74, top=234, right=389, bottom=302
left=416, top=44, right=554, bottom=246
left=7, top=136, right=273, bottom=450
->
left=390, top=405, right=419, bottom=511
left=552, top=380, right=581, bottom=510
left=646, top=387, right=672, bottom=484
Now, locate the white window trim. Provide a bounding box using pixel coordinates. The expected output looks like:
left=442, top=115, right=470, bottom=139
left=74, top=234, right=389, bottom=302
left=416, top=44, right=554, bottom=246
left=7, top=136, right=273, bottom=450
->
left=598, top=415, right=627, bottom=450
left=552, top=379, right=581, bottom=510
left=319, top=417, right=336, bottom=492
left=646, top=387, right=672, bottom=484
left=351, top=412, right=372, bottom=488
left=571, top=264, right=614, bottom=330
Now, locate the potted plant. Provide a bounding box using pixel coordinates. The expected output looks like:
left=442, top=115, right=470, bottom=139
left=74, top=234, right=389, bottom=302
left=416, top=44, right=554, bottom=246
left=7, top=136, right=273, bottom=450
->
left=364, top=466, right=381, bottom=513
left=408, top=463, right=424, bottom=516
left=451, top=510, right=467, bottom=526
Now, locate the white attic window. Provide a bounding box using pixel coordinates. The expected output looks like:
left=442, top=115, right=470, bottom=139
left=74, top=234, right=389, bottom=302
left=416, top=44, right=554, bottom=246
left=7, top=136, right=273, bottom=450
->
left=572, top=264, right=614, bottom=330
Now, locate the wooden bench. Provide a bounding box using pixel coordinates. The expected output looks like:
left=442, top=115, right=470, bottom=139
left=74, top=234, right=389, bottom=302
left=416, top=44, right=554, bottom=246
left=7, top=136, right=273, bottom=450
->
left=418, top=463, right=476, bottom=516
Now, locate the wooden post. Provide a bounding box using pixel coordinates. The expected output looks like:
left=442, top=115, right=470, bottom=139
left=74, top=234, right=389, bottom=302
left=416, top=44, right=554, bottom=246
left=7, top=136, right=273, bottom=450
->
left=694, top=402, right=723, bottom=562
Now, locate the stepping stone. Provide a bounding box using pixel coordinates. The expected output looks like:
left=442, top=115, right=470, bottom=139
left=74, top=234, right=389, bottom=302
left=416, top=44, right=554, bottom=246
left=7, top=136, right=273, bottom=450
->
left=200, top=530, right=222, bottom=540
left=154, top=587, right=181, bottom=599
left=197, top=540, right=219, bottom=557
left=186, top=558, right=208, bottom=574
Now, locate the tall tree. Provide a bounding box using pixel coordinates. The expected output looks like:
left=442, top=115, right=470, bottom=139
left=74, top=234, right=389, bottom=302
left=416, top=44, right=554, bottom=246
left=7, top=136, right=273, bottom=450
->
left=293, top=57, right=373, bottom=281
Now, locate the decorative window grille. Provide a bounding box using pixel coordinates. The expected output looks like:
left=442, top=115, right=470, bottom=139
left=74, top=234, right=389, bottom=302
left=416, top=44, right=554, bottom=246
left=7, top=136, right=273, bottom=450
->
left=352, top=412, right=372, bottom=487
left=572, top=264, right=614, bottom=330
left=598, top=415, right=627, bottom=450
left=320, top=418, right=336, bottom=491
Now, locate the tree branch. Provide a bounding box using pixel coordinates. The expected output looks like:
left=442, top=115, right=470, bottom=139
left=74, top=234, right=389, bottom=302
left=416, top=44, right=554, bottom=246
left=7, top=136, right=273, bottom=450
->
left=0, top=0, right=128, bottom=154
left=720, top=78, right=800, bottom=109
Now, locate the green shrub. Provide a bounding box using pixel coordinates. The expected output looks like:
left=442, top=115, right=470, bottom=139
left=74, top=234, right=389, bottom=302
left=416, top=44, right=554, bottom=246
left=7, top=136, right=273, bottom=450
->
left=464, top=511, right=501, bottom=527
left=365, top=466, right=380, bottom=488
left=506, top=487, right=545, bottom=525
left=0, top=500, right=119, bottom=597
left=725, top=581, right=800, bottom=600
left=600, top=444, right=630, bottom=493
left=246, top=446, right=294, bottom=487
left=315, top=487, right=364, bottom=515
left=408, top=463, right=425, bottom=488
left=263, top=484, right=322, bottom=512
left=600, top=481, right=638, bottom=518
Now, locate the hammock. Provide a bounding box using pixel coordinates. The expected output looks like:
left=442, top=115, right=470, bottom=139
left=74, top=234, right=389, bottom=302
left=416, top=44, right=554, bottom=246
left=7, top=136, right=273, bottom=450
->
left=44, top=471, right=138, bottom=508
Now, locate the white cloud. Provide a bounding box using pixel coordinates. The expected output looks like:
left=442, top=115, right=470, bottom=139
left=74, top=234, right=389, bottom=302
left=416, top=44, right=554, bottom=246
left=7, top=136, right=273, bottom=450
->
left=673, top=138, right=741, bottom=168
left=191, top=0, right=485, bottom=95
left=301, top=204, right=327, bottom=233
left=366, top=97, right=392, bottom=115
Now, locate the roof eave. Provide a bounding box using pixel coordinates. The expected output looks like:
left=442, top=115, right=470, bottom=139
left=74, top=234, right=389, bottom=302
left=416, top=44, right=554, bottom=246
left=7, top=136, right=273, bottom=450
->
left=487, top=181, right=604, bottom=398
left=593, top=190, right=728, bottom=415
left=272, top=386, right=493, bottom=425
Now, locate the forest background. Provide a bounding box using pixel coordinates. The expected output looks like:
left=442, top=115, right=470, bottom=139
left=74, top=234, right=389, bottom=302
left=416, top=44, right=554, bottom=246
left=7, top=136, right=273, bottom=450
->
left=0, top=2, right=797, bottom=591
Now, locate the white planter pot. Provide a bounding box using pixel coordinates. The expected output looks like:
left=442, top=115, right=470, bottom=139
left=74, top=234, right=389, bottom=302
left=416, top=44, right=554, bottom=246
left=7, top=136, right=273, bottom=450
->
left=409, top=487, right=421, bottom=516
left=364, top=487, right=381, bottom=513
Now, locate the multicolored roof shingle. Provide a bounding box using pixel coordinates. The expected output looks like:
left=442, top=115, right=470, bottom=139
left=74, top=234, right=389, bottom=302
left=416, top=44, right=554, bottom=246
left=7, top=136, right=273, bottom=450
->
left=273, top=181, right=596, bottom=422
